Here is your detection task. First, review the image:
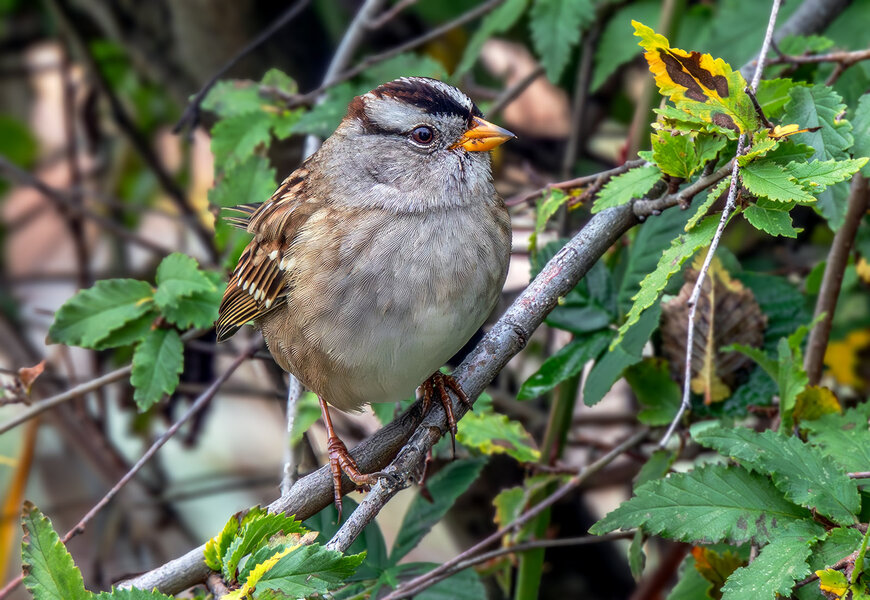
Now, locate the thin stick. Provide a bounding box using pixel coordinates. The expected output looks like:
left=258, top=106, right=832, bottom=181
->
left=487, top=65, right=545, bottom=117
left=281, top=376, right=304, bottom=496
left=172, top=0, right=311, bottom=135
left=804, top=174, right=869, bottom=384
left=659, top=0, right=782, bottom=448
left=378, top=430, right=649, bottom=599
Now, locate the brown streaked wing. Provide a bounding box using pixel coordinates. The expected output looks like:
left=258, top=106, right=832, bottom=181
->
left=215, top=168, right=315, bottom=342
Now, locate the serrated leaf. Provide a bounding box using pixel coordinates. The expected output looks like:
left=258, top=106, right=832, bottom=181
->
left=518, top=330, right=611, bottom=400
left=633, top=21, right=758, bottom=134
left=721, top=537, right=812, bottom=600
left=205, top=506, right=268, bottom=571
left=202, top=80, right=265, bottom=118
left=161, top=271, right=225, bottom=330
left=783, top=85, right=854, bottom=162
left=687, top=177, right=730, bottom=231
left=817, top=568, right=850, bottom=597
left=755, top=79, right=795, bottom=119
left=784, top=158, right=868, bottom=193
left=529, top=0, right=593, bottom=82
left=456, top=411, right=539, bottom=463
left=92, top=309, right=157, bottom=350
left=624, top=358, right=681, bottom=426
left=222, top=512, right=309, bottom=583
left=803, top=403, right=870, bottom=473
left=741, top=161, right=816, bottom=203
left=154, top=253, right=216, bottom=310
left=590, top=463, right=812, bottom=544
left=20, top=503, right=89, bottom=600
left=242, top=543, right=364, bottom=598
left=738, top=135, right=780, bottom=166
left=391, top=458, right=485, bottom=563
left=852, top=94, right=870, bottom=175
left=592, top=164, right=661, bottom=213
left=491, top=474, right=562, bottom=545
left=693, top=426, right=860, bottom=525
left=131, top=328, right=184, bottom=411
left=47, top=279, right=154, bottom=348
left=614, top=214, right=719, bottom=348
left=455, top=0, right=528, bottom=76
left=211, top=111, right=272, bottom=169
left=210, top=154, right=277, bottom=208
left=634, top=448, right=676, bottom=488
left=653, top=131, right=723, bottom=178
left=530, top=188, right=569, bottom=253
left=743, top=204, right=801, bottom=237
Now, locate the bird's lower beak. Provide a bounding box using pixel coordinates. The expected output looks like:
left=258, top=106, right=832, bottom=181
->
left=452, top=116, right=516, bottom=152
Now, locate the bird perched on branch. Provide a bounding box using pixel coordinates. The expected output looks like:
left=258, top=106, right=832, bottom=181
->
left=215, top=77, right=514, bottom=516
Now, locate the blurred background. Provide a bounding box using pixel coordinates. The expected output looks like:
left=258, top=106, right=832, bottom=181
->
left=1, top=0, right=869, bottom=598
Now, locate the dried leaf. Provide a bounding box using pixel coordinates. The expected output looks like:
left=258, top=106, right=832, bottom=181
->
left=18, top=361, right=45, bottom=395
left=661, top=256, right=767, bottom=403
left=794, top=386, right=841, bottom=424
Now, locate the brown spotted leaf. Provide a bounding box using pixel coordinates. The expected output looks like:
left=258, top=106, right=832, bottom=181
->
left=633, top=21, right=758, bottom=135
left=661, top=256, right=767, bottom=403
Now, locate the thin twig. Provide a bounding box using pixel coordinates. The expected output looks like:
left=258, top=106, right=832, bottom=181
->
left=766, top=47, right=870, bottom=66
left=487, top=65, right=545, bottom=117
left=303, top=0, right=388, bottom=157
left=804, top=174, right=869, bottom=384
left=506, top=159, right=646, bottom=207
left=0, top=344, right=256, bottom=600
left=281, top=376, right=304, bottom=496
left=659, top=0, right=782, bottom=448
left=366, top=0, right=419, bottom=29
left=378, top=430, right=649, bottom=599
left=172, top=0, right=311, bottom=135
left=849, top=471, right=870, bottom=479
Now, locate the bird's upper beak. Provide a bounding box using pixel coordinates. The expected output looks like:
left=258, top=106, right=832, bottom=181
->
left=452, top=116, right=516, bottom=152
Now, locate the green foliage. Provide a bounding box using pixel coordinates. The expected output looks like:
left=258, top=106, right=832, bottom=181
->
left=802, top=402, right=870, bottom=473
left=740, top=161, right=816, bottom=203
left=590, top=463, right=814, bottom=543
left=783, top=84, right=854, bottom=162
left=211, top=111, right=273, bottom=169
left=624, top=358, right=681, bottom=426
left=743, top=202, right=801, bottom=238
left=456, top=406, right=540, bottom=462
left=455, top=0, right=528, bottom=76
left=591, top=164, right=661, bottom=213
left=21, top=503, right=89, bottom=600
left=153, top=253, right=216, bottom=310
left=529, top=188, right=570, bottom=252
left=517, top=330, right=610, bottom=400
left=528, top=0, right=593, bottom=82
left=209, top=155, right=278, bottom=208
left=390, top=459, right=486, bottom=563
left=652, top=131, right=725, bottom=178
left=592, top=0, right=659, bottom=91
left=852, top=94, right=870, bottom=175
left=693, top=426, right=860, bottom=525
left=131, top=328, right=184, bottom=411
left=719, top=536, right=813, bottom=600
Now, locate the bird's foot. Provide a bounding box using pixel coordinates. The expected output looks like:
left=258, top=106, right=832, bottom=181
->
left=325, top=433, right=386, bottom=521
left=420, top=371, right=472, bottom=456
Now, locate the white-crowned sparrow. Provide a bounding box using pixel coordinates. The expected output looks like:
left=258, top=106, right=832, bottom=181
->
left=215, top=77, right=514, bottom=512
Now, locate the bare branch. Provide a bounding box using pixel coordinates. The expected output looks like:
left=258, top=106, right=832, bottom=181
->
left=804, top=174, right=869, bottom=384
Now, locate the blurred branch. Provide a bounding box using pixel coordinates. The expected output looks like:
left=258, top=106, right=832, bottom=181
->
left=487, top=65, right=545, bottom=117
left=0, top=156, right=171, bottom=255
left=660, top=0, right=783, bottom=448
left=49, top=0, right=219, bottom=263
left=366, top=0, right=419, bottom=29
left=804, top=174, right=869, bottom=385
left=378, top=430, right=649, bottom=599
left=172, top=0, right=311, bottom=136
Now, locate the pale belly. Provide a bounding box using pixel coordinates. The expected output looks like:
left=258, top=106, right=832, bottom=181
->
left=273, top=204, right=510, bottom=412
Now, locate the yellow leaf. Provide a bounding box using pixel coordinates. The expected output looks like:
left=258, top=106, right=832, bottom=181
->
left=794, top=386, right=841, bottom=423
left=632, top=21, right=758, bottom=134
left=857, top=257, right=870, bottom=284
left=817, top=568, right=849, bottom=597
left=770, top=123, right=812, bottom=139
left=824, top=329, right=870, bottom=388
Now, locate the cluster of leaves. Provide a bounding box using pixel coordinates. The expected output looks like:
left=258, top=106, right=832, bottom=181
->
left=46, top=253, right=223, bottom=411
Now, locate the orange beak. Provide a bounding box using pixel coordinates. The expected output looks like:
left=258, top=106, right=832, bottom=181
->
left=452, top=116, right=516, bottom=152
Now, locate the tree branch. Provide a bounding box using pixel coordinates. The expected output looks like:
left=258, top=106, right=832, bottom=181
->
left=804, top=174, right=869, bottom=385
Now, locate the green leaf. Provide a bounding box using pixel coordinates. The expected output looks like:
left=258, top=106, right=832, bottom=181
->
left=390, top=458, right=486, bottom=563
left=289, top=391, right=321, bottom=445
left=94, top=589, right=174, bottom=600
left=205, top=506, right=267, bottom=571
left=737, top=272, right=809, bottom=351
left=653, top=132, right=723, bottom=178
left=755, top=78, right=795, bottom=119
left=211, top=111, right=272, bottom=169
left=518, top=330, right=611, bottom=400
left=0, top=115, right=38, bottom=168
left=242, top=543, right=364, bottom=597
left=529, top=0, right=593, bottom=82
left=687, top=177, right=730, bottom=233
left=530, top=189, right=569, bottom=253
left=131, top=328, right=184, bottom=411
left=667, top=555, right=714, bottom=600
left=740, top=161, right=816, bottom=203
left=852, top=94, right=870, bottom=175
left=629, top=529, right=645, bottom=580
left=161, top=271, right=224, bottom=330
left=210, top=154, right=277, bottom=208
left=693, top=426, right=860, bottom=525
left=202, top=80, right=265, bottom=118
left=291, top=82, right=356, bottom=139
left=783, top=85, right=854, bottom=161
left=624, top=358, right=681, bottom=426
left=592, top=165, right=661, bottom=213
left=635, top=448, right=677, bottom=488
left=743, top=204, right=801, bottom=238
left=613, top=214, right=719, bottom=347
left=154, top=253, right=216, bottom=310
left=738, top=135, right=780, bottom=166
left=585, top=304, right=660, bottom=406
left=21, top=503, right=89, bottom=600
left=413, top=564, right=487, bottom=600
left=47, top=279, right=154, bottom=348
left=720, top=537, right=813, bottom=600
left=803, top=403, right=870, bottom=473
left=455, top=0, right=528, bottom=76
left=456, top=410, right=540, bottom=463
left=592, top=0, right=660, bottom=91
left=590, top=463, right=812, bottom=544
left=222, top=512, right=309, bottom=582
left=91, top=309, right=157, bottom=350
left=815, top=180, right=851, bottom=230
left=784, top=158, right=868, bottom=193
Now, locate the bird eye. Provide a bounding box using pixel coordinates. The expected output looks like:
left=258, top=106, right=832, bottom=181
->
left=410, top=126, right=434, bottom=145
